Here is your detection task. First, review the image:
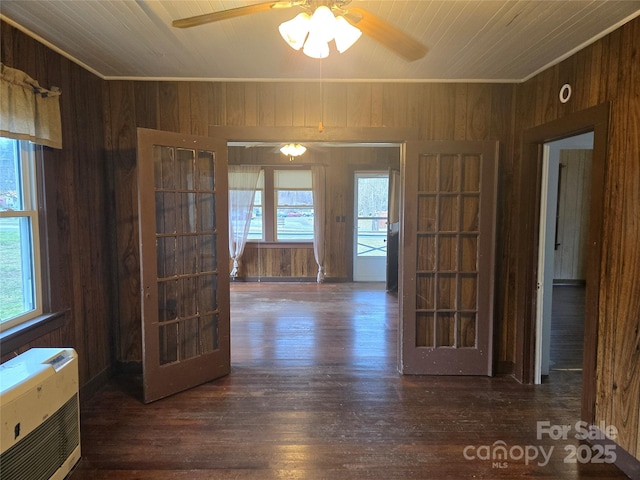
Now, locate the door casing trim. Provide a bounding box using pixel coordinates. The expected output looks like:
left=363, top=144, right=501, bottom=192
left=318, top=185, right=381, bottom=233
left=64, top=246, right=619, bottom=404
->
left=516, top=103, right=610, bottom=425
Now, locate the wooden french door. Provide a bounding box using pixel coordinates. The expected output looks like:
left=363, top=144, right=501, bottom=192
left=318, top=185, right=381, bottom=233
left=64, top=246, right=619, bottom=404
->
left=400, top=141, right=498, bottom=375
left=137, top=128, right=230, bottom=403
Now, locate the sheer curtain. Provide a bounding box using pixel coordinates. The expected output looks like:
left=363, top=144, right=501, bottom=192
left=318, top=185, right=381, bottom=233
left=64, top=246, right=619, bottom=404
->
left=312, top=166, right=326, bottom=283
left=228, top=165, right=261, bottom=278
left=0, top=63, right=62, bottom=149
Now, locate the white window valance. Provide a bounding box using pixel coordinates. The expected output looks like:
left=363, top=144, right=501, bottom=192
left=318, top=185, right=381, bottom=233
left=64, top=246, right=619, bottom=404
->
left=0, top=63, right=62, bottom=149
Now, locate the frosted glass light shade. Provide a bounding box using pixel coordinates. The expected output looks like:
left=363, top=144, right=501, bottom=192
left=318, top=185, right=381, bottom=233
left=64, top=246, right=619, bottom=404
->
left=303, top=31, right=330, bottom=59
left=333, top=16, right=362, bottom=53
left=308, top=5, right=336, bottom=42
left=278, top=12, right=311, bottom=50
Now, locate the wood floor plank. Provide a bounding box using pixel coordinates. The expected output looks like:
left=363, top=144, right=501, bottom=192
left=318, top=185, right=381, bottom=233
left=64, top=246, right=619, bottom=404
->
left=69, top=283, right=627, bottom=479
left=550, top=285, right=586, bottom=371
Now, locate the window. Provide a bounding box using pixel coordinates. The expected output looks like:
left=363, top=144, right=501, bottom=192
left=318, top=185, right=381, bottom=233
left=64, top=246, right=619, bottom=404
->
left=0, top=138, right=42, bottom=331
left=247, top=168, right=314, bottom=242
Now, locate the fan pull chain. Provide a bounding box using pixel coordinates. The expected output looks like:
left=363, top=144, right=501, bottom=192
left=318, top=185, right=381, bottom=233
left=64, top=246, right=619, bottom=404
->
left=318, top=59, right=324, bottom=132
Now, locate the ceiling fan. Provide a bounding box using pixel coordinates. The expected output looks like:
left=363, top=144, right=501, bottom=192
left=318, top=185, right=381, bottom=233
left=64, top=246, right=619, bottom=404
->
left=172, top=0, right=428, bottom=62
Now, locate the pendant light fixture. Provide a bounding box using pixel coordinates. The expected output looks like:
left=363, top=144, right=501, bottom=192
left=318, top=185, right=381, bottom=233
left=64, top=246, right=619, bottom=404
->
left=279, top=5, right=362, bottom=59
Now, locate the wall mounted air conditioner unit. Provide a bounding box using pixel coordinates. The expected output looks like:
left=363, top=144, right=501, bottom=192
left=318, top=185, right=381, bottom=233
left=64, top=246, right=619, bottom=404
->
left=0, top=348, right=81, bottom=480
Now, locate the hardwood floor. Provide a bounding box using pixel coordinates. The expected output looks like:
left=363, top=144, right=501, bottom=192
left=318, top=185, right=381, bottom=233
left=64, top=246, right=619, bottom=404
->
left=69, top=283, right=627, bottom=479
left=550, top=285, right=586, bottom=371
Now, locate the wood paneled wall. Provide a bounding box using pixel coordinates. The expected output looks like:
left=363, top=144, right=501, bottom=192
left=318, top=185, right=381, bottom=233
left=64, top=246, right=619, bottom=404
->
left=105, top=80, right=514, bottom=366
left=510, top=17, right=640, bottom=460
left=554, top=149, right=592, bottom=281
left=0, top=22, right=112, bottom=391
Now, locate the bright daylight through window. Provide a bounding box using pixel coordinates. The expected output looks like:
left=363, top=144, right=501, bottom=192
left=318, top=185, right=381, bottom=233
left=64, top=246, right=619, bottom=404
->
left=248, top=168, right=314, bottom=242
left=0, top=137, right=42, bottom=331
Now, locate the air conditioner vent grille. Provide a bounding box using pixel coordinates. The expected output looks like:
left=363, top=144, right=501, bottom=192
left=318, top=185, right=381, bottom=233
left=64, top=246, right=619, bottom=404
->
left=0, top=394, right=79, bottom=480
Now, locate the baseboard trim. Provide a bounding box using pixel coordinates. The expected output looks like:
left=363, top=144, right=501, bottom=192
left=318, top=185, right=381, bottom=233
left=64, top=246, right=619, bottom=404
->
left=231, top=276, right=352, bottom=283
left=553, top=279, right=586, bottom=286
left=495, top=360, right=515, bottom=375
left=79, top=365, right=113, bottom=405
left=589, top=428, right=640, bottom=479
left=233, top=276, right=317, bottom=283
left=116, top=361, right=142, bottom=375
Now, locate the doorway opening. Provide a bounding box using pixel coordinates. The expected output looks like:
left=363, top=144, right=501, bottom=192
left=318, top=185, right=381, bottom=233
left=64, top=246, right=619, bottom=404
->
left=212, top=124, right=418, bottom=374
left=536, top=133, right=594, bottom=389
left=353, top=171, right=389, bottom=282
left=519, top=102, right=609, bottom=424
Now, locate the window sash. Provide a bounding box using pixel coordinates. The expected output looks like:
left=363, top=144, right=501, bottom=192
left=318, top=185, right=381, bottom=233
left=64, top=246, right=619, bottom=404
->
left=246, top=167, right=314, bottom=243
left=0, top=140, right=42, bottom=330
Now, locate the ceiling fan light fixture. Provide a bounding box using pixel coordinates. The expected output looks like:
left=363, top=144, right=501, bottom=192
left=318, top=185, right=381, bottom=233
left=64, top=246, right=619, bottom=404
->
left=280, top=143, right=307, bottom=157
left=278, top=12, right=311, bottom=50
left=278, top=4, right=362, bottom=59
left=333, top=15, right=362, bottom=53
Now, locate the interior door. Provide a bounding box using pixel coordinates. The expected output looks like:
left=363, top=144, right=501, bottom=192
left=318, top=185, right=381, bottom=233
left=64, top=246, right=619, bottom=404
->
left=137, top=127, right=230, bottom=403
left=400, top=141, right=498, bottom=375
left=386, top=168, right=400, bottom=292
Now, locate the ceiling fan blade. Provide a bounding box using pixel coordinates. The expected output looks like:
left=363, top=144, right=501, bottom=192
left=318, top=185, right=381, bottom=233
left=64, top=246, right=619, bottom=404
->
left=172, top=1, right=298, bottom=29
left=345, top=7, right=428, bottom=62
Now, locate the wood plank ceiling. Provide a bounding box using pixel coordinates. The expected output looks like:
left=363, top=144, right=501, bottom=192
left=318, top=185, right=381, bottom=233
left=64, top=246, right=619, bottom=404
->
left=1, top=1, right=639, bottom=81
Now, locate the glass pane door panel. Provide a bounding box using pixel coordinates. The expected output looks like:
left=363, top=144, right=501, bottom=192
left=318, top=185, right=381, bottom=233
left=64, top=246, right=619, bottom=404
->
left=154, top=146, right=175, bottom=190
left=177, top=236, right=197, bottom=275
left=197, top=151, right=215, bottom=190
left=178, top=193, right=196, bottom=233
left=157, top=236, right=176, bottom=278
left=436, top=274, right=456, bottom=310
left=177, top=277, right=198, bottom=318
left=459, top=313, right=477, bottom=348
left=462, top=155, right=481, bottom=192
left=197, top=275, right=217, bottom=313
left=416, top=313, right=434, bottom=347
left=155, top=192, right=176, bottom=234
left=200, top=314, right=220, bottom=353
left=439, top=155, right=460, bottom=191
left=152, top=144, right=220, bottom=366
left=460, top=237, right=478, bottom=272
left=437, top=236, right=457, bottom=271
left=435, top=313, right=455, bottom=347
left=417, top=195, right=437, bottom=231
left=418, top=155, right=438, bottom=192
left=198, top=194, right=216, bottom=231
left=177, top=148, right=195, bottom=190
left=439, top=196, right=458, bottom=232
left=460, top=274, right=478, bottom=310
left=416, top=274, right=434, bottom=309
left=199, top=235, right=217, bottom=272
left=462, top=195, right=480, bottom=231
left=181, top=317, right=199, bottom=360
left=158, top=280, right=178, bottom=322
left=417, top=236, right=436, bottom=271
left=159, top=324, right=178, bottom=365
